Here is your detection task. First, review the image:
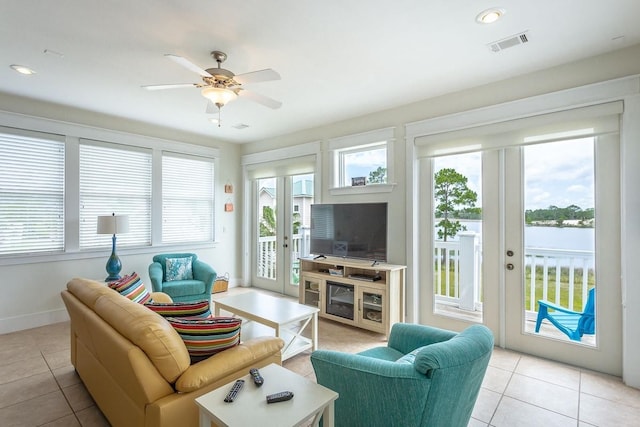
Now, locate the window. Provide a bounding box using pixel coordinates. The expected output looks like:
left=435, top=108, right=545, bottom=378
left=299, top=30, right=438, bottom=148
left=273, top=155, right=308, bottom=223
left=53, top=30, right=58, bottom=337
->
left=338, top=143, right=387, bottom=186
left=79, top=141, right=152, bottom=249
left=328, top=127, right=395, bottom=192
left=162, top=153, right=215, bottom=244
left=0, top=129, right=65, bottom=255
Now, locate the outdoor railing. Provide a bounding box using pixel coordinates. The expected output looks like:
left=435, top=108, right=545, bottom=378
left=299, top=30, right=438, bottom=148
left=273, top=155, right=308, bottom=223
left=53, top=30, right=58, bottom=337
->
left=257, top=229, right=310, bottom=281
left=258, top=230, right=591, bottom=317
left=434, top=233, right=595, bottom=316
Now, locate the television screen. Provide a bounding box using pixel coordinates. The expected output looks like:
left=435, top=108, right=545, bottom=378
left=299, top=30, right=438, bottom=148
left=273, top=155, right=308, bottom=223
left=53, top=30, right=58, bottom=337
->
left=310, top=203, right=388, bottom=262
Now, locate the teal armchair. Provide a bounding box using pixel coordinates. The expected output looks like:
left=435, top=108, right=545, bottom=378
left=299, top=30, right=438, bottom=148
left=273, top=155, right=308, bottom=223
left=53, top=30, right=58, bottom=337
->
left=310, top=323, right=494, bottom=427
left=148, top=253, right=216, bottom=303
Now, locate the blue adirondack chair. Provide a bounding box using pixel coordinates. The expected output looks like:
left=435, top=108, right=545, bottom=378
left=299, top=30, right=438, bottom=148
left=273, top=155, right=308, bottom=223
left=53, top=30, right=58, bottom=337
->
left=535, top=287, right=595, bottom=341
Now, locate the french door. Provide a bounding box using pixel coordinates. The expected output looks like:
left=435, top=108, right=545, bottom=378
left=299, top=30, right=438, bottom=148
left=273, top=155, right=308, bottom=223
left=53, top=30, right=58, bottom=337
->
left=420, top=137, right=622, bottom=374
left=500, top=138, right=621, bottom=372
left=252, top=174, right=314, bottom=297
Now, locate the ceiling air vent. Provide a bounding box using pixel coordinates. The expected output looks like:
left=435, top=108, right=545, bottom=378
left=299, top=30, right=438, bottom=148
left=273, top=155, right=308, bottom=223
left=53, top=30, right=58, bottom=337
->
left=488, top=31, right=529, bottom=52
left=232, top=123, right=249, bottom=130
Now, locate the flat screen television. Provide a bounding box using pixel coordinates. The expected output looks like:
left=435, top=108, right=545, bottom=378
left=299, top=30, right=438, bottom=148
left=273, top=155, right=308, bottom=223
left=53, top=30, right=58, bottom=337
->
left=310, top=202, right=388, bottom=262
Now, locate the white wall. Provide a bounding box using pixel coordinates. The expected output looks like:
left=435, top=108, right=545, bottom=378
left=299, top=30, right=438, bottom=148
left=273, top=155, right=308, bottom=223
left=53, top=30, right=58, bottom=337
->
left=0, top=98, right=243, bottom=334
left=242, top=43, right=640, bottom=387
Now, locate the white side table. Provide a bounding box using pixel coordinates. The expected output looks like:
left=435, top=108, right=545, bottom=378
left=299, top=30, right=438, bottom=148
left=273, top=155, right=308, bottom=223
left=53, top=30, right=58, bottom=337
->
left=195, top=363, right=338, bottom=427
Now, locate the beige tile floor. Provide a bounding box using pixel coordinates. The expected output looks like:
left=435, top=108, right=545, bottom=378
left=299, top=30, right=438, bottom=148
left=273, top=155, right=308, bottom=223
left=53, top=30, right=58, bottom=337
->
left=1, top=288, right=638, bottom=426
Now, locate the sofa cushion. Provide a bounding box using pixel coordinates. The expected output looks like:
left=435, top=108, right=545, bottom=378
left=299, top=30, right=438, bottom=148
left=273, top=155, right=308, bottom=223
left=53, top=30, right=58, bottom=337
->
left=92, top=289, right=191, bottom=383
left=166, top=316, right=242, bottom=362
left=145, top=300, right=211, bottom=318
left=165, top=257, right=193, bottom=281
left=108, top=272, right=152, bottom=304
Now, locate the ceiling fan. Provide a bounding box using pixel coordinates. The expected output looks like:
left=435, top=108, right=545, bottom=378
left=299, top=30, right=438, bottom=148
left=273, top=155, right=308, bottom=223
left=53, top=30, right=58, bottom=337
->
left=142, top=50, right=282, bottom=126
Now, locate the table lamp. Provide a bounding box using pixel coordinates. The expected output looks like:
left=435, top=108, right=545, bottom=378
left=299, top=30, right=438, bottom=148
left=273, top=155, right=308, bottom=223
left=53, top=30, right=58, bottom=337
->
left=97, top=213, right=130, bottom=281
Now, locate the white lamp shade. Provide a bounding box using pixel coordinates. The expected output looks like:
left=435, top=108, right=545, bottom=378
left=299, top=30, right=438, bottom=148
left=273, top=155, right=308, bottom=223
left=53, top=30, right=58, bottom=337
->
left=201, top=87, right=237, bottom=106
left=97, top=214, right=130, bottom=235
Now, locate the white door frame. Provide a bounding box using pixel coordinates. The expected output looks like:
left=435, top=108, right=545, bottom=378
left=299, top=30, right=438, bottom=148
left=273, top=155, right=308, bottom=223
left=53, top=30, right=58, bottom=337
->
left=406, top=75, right=640, bottom=384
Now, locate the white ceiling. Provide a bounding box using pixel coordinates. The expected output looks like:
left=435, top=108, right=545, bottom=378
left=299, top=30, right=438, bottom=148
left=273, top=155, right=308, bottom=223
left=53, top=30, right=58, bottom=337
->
left=1, top=0, right=639, bottom=144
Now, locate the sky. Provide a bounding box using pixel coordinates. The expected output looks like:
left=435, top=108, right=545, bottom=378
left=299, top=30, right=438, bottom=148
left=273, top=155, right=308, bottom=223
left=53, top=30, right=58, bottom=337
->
left=434, top=138, right=595, bottom=211
left=344, top=148, right=386, bottom=182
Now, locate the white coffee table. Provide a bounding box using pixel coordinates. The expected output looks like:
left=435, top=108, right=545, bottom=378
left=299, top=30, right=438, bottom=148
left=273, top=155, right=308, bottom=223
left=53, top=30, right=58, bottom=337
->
left=195, top=363, right=338, bottom=427
left=213, top=291, right=319, bottom=361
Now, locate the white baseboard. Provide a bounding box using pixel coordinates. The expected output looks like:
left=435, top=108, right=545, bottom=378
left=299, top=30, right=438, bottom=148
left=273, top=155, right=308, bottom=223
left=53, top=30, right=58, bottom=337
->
left=0, top=308, right=69, bottom=334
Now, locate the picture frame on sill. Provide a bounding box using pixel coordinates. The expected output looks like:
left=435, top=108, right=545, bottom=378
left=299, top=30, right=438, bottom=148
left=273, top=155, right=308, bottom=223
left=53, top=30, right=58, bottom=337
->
left=351, top=177, right=366, bottom=186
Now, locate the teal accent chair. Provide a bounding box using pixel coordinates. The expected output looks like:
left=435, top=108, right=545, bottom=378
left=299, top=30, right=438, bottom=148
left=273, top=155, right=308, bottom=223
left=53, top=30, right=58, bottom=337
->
left=310, top=323, right=494, bottom=427
left=148, top=253, right=216, bottom=303
left=535, top=287, right=595, bottom=341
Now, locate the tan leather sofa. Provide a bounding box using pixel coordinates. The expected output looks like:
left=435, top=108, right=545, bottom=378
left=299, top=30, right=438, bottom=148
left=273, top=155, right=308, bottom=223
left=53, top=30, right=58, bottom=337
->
left=61, top=278, right=284, bottom=427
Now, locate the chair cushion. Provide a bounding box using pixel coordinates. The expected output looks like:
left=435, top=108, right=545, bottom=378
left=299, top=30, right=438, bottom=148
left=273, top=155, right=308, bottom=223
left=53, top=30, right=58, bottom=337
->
left=166, top=316, right=242, bottom=362
left=108, top=272, right=152, bottom=304
left=161, top=280, right=206, bottom=297
left=165, top=256, right=193, bottom=281
left=144, top=299, right=211, bottom=318
left=396, top=346, right=426, bottom=365
left=358, top=346, right=405, bottom=361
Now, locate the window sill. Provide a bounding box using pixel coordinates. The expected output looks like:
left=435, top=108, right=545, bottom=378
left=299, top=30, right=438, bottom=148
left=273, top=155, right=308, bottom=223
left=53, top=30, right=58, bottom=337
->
left=328, top=183, right=396, bottom=196
left=0, top=241, right=219, bottom=266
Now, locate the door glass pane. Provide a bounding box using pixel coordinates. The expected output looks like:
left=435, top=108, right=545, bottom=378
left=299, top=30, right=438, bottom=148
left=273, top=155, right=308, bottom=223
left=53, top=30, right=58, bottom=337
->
left=290, top=174, right=314, bottom=286
left=524, top=138, right=596, bottom=346
left=432, top=153, right=483, bottom=322
left=257, top=178, right=277, bottom=280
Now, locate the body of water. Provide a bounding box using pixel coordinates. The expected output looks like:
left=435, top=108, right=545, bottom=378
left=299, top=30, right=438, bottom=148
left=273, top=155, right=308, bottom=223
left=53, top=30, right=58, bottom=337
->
left=444, top=220, right=594, bottom=252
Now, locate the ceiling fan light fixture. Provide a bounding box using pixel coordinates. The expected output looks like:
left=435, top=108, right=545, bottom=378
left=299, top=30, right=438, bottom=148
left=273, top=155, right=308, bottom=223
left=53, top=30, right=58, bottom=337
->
left=476, top=8, right=505, bottom=24
left=201, top=87, right=237, bottom=107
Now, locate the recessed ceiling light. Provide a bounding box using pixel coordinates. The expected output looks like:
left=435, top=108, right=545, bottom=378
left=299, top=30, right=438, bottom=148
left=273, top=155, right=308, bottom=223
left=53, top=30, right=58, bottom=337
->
left=10, top=64, right=36, bottom=75
left=209, top=118, right=220, bottom=124
left=476, top=8, right=506, bottom=24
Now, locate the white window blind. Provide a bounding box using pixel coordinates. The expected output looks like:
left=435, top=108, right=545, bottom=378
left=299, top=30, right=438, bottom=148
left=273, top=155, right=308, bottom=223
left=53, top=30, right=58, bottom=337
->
left=415, top=101, right=623, bottom=158
left=244, top=155, right=316, bottom=180
left=79, top=141, right=152, bottom=249
left=0, top=129, right=65, bottom=255
left=162, top=153, right=215, bottom=244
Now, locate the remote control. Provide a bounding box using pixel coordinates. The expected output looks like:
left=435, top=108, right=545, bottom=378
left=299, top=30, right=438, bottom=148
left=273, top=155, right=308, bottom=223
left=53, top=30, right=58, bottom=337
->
left=266, top=391, right=294, bottom=404
left=249, top=368, right=264, bottom=387
left=223, top=379, right=244, bottom=402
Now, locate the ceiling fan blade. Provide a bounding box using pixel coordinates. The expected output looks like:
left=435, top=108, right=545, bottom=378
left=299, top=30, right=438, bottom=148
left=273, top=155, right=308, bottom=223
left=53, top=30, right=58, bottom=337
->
left=142, top=83, right=198, bottom=91
left=239, top=89, right=282, bottom=109
left=234, top=69, right=281, bottom=85
left=165, top=54, right=212, bottom=77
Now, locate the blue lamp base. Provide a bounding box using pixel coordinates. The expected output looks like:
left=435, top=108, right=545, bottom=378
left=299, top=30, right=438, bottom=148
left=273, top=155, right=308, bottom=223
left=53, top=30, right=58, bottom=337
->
left=105, top=234, right=123, bottom=282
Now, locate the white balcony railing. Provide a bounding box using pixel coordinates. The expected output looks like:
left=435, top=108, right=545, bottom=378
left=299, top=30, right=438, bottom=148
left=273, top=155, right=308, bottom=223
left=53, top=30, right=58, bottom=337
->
left=257, top=228, right=310, bottom=281
left=258, top=230, right=592, bottom=318
left=434, top=233, right=595, bottom=317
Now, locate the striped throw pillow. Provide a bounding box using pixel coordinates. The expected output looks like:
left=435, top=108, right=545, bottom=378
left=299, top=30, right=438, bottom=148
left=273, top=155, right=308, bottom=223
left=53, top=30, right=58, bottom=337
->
left=108, top=272, right=152, bottom=304
left=145, top=300, right=211, bottom=318
left=167, top=316, right=242, bottom=362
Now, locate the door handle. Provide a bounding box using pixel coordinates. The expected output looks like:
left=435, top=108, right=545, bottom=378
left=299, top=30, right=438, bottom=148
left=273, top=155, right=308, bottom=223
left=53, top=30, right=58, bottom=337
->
left=506, top=263, right=514, bottom=270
